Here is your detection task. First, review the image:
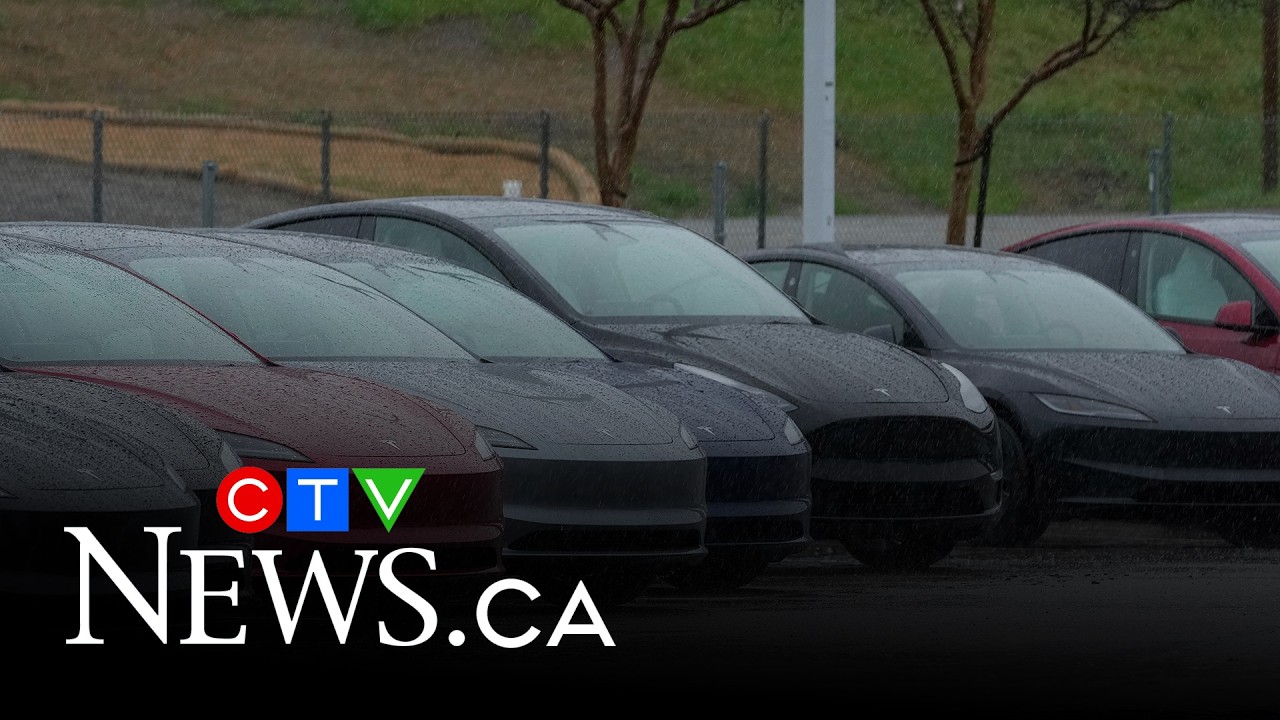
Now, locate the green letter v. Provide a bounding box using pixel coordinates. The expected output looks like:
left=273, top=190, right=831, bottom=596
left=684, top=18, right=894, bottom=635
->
left=355, top=468, right=426, bottom=532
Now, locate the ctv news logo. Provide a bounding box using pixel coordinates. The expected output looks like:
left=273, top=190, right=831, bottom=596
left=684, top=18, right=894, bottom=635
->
left=62, top=466, right=616, bottom=648
left=218, top=466, right=424, bottom=533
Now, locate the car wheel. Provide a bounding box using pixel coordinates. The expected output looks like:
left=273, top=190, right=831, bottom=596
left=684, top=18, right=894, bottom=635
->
left=841, top=535, right=956, bottom=571
left=663, top=551, right=769, bottom=593
left=1214, top=517, right=1280, bottom=549
left=977, top=416, right=1051, bottom=547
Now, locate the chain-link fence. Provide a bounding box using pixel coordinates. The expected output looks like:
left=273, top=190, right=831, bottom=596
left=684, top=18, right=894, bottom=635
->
left=1, top=104, right=1276, bottom=254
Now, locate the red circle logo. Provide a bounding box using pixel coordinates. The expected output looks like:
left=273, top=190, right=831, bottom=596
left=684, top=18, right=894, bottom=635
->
left=216, top=466, right=282, bottom=534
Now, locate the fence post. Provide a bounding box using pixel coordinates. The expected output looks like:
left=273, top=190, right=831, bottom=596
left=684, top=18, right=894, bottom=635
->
left=539, top=109, right=551, bottom=199
left=91, top=110, right=104, bottom=223
left=1148, top=149, right=1163, bottom=215
left=1161, top=112, right=1173, bottom=214
left=713, top=160, right=727, bottom=246
left=200, top=161, right=218, bottom=227
left=320, top=109, right=332, bottom=203
left=757, top=111, right=770, bottom=249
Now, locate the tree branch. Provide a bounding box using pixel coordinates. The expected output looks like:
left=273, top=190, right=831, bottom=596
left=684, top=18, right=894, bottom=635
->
left=920, top=0, right=970, bottom=111
left=674, top=0, right=747, bottom=31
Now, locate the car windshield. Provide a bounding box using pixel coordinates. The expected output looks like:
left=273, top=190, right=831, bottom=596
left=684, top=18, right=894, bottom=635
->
left=493, top=220, right=809, bottom=321
left=330, top=260, right=609, bottom=361
left=0, top=245, right=260, bottom=364
left=893, top=265, right=1185, bottom=352
left=1238, top=237, right=1280, bottom=285
left=127, top=253, right=475, bottom=361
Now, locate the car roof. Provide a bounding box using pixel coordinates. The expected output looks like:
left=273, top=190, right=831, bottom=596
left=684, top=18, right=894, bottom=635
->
left=1028, top=212, right=1280, bottom=245
left=761, top=242, right=1054, bottom=272
left=0, top=221, right=216, bottom=252
left=319, top=195, right=661, bottom=223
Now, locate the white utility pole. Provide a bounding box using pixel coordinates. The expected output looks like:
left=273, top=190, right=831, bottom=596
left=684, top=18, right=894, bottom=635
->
left=803, top=0, right=836, bottom=246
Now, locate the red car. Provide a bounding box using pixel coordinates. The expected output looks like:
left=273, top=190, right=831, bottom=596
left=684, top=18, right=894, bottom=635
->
left=1006, top=214, right=1280, bottom=375
left=0, top=230, right=505, bottom=579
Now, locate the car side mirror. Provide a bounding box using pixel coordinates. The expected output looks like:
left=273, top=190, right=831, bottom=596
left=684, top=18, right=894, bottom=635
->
left=1214, top=300, right=1255, bottom=331
left=863, top=323, right=901, bottom=345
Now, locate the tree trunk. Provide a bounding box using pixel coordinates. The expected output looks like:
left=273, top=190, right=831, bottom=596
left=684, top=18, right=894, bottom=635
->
left=945, top=112, right=981, bottom=246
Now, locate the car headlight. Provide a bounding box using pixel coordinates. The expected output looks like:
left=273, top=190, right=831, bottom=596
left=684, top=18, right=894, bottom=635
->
left=679, top=425, right=700, bottom=451
left=216, top=431, right=311, bottom=462
left=783, top=417, right=807, bottom=446
left=473, top=430, right=497, bottom=461
left=218, top=441, right=243, bottom=472
left=1034, top=393, right=1153, bottom=422
left=166, top=465, right=187, bottom=492
left=476, top=426, right=536, bottom=451
left=673, top=363, right=798, bottom=412
left=938, top=363, right=989, bottom=414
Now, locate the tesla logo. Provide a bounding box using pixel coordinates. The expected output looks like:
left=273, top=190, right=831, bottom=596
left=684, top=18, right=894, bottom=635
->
left=697, top=426, right=715, bottom=436
left=1217, top=406, right=1234, bottom=415
left=873, top=388, right=891, bottom=397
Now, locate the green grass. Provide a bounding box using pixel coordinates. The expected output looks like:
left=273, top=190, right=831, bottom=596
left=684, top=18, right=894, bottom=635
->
left=87, top=1, right=1280, bottom=212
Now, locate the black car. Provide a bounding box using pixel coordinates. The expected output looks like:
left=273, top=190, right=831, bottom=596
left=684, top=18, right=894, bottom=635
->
left=246, top=197, right=1003, bottom=570
left=0, top=371, right=245, bottom=643
left=743, top=244, right=1280, bottom=546
left=3, top=222, right=716, bottom=605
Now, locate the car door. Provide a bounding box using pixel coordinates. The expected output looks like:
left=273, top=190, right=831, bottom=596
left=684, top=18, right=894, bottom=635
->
left=1134, top=231, right=1280, bottom=371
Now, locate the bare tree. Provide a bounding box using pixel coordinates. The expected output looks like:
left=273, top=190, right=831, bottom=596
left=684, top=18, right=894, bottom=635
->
left=555, top=0, right=748, bottom=207
left=920, top=0, right=1192, bottom=246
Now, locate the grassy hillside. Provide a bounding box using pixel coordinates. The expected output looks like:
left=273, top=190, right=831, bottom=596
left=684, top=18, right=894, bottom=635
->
left=0, top=0, right=1270, bottom=214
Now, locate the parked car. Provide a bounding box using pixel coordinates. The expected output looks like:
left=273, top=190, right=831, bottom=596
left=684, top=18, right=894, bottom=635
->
left=188, top=226, right=812, bottom=592
left=1004, top=213, right=1280, bottom=375
left=246, top=197, right=1004, bottom=570
left=742, top=244, right=1280, bottom=547
left=0, top=227, right=506, bottom=581
left=0, top=371, right=247, bottom=595
left=29, top=222, right=714, bottom=604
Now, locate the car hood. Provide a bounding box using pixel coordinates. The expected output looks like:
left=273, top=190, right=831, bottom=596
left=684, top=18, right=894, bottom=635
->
left=22, top=364, right=469, bottom=458
left=0, top=373, right=218, bottom=474
left=289, top=360, right=676, bottom=446
left=0, top=378, right=176, bottom=493
left=506, top=360, right=779, bottom=443
left=586, top=322, right=950, bottom=405
left=943, top=350, right=1280, bottom=421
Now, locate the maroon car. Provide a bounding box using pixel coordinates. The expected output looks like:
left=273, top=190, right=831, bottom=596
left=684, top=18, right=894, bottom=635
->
left=1006, top=214, right=1280, bottom=375
left=0, top=231, right=504, bottom=579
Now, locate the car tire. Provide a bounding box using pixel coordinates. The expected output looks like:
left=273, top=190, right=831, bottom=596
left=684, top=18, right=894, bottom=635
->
left=841, top=535, right=956, bottom=571
left=976, top=416, right=1051, bottom=547
left=662, top=551, right=769, bottom=593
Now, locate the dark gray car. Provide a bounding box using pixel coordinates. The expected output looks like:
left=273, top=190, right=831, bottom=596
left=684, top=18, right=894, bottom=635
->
left=246, top=197, right=1004, bottom=570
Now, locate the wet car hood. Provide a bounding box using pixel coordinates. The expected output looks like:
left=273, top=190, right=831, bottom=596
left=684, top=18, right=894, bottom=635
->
left=289, top=360, right=676, bottom=446
left=507, top=360, right=780, bottom=443
left=942, top=350, right=1280, bottom=421
left=21, top=364, right=469, bottom=458
left=585, top=322, right=951, bottom=405
left=0, top=375, right=183, bottom=494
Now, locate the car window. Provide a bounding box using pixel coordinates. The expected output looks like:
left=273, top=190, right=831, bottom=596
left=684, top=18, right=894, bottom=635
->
left=1137, top=233, right=1258, bottom=323
left=493, top=220, right=809, bottom=320
left=796, top=263, right=907, bottom=339
left=893, top=266, right=1183, bottom=352
left=0, top=247, right=259, bottom=364
left=271, top=216, right=362, bottom=238
left=1019, top=232, right=1128, bottom=290
left=752, top=261, right=791, bottom=293
left=372, top=217, right=508, bottom=284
